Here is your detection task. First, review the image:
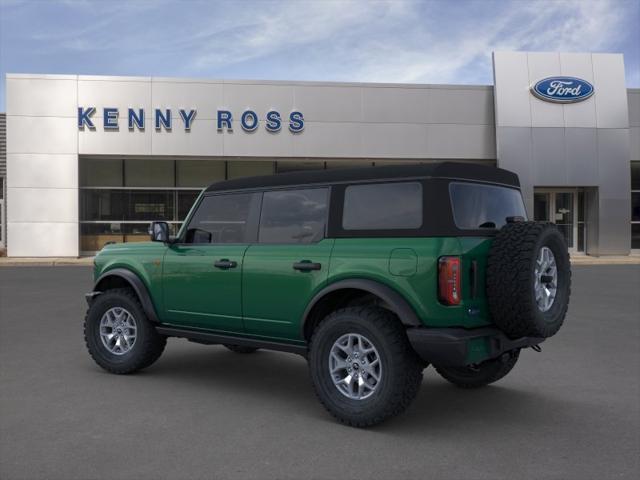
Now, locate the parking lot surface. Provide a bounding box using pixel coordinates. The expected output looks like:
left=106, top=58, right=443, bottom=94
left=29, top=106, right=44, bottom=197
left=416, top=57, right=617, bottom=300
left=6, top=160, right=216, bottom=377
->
left=1, top=265, right=639, bottom=480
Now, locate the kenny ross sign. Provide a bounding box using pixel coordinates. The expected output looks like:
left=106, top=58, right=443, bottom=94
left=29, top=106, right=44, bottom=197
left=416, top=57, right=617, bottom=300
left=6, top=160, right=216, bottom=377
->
left=78, top=107, right=305, bottom=133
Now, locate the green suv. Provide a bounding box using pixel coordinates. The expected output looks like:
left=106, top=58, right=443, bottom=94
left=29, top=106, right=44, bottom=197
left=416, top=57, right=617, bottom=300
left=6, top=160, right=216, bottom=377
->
left=84, top=163, right=570, bottom=427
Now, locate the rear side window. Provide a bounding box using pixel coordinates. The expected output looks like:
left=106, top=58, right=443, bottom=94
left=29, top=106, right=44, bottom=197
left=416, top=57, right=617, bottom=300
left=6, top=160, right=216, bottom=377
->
left=342, top=182, right=422, bottom=230
left=184, top=193, right=260, bottom=243
left=449, top=182, right=527, bottom=230
left=259, top=188, right=328, bottom=244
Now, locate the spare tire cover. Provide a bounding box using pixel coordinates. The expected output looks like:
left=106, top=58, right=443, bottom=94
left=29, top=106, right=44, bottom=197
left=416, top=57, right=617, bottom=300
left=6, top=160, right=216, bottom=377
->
left=486, top=221, right=571, bottom=339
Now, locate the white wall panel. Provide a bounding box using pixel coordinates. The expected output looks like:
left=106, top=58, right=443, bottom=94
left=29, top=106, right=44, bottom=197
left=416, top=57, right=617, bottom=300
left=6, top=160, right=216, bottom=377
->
left=80, top=117, right=151, bottom=155
left=527, top=52, right=564, bottom=128
left=293, top=85, right=361, bottom=122
left=7, top=154, right=78, bottom=189
left=362, top=124, right=426, bottom=158
left=7, top=222, right=79, bottom=257
left=427, top=88, right=495, bottom=125
left=151, top=117, right=222, bottom=156
left=592, top=54, right=629, bottom=128
left=7, top=116, right=77, bottom=154
left=493, top=51, right=531, bottom=127
left=361, top=87, right=429, bottom=124
left=560, top=52, right=597, bottom=128
left=223, top=83, right=295, bottom=119
left=223, top=123, right=293, bottom=157
left=7, top=77, right=77, bottom=117
left=7, top=187, right=78, bottom=223
left=294, top=122, right=362, bottom=157
left=626, top=91, right=640, bottom=127
left=152, top=81, right=223, bottom=119
left=427, top=124, right=495, bottom=159
left=78, top=78, right=151, bottom=118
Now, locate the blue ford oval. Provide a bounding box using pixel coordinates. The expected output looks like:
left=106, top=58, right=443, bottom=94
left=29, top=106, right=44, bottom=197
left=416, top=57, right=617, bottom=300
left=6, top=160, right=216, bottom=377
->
left=531, top=76, right=594, bottom=103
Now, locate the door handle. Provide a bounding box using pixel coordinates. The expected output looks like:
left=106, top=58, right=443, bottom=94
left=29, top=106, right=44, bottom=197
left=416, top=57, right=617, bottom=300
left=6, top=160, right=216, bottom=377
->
left=214, top=259, right=238, bottom=269
left=293, top=260, right=321, bottom=272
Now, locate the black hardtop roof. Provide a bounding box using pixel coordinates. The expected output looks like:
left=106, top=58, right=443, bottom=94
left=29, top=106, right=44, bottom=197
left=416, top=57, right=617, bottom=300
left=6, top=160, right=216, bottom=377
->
left=204, top=162, right=520, bottom=193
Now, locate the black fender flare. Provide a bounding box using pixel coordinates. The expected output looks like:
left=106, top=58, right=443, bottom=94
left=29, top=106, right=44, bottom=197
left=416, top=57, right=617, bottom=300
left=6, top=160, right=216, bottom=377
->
left=301, top=278, right=422, bottom=336
left=92, top=268, right=160, bottom=323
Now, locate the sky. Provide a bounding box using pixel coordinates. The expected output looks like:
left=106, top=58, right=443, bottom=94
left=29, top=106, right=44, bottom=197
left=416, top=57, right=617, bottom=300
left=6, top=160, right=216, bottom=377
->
left=0, top=0, right=639, bottom=111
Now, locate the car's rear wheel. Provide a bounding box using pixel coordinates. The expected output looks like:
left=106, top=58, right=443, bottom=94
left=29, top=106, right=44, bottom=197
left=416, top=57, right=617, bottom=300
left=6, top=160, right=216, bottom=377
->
left=309, top=306, right=423, bottom=427
left=84, top=288, right=166, bottom=374
left=435, top=349, right=520, bottom=388
left=223, top=344, right=259, bottom=354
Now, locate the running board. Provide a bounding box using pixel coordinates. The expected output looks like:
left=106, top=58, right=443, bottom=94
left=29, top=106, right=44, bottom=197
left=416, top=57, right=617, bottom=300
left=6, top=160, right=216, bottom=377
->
left=155, top=326, right=308, bottom=356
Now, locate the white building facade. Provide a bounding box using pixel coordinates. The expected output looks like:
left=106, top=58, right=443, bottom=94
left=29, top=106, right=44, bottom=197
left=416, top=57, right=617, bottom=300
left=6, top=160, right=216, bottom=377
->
left=2, top=51, right=639, bottom=257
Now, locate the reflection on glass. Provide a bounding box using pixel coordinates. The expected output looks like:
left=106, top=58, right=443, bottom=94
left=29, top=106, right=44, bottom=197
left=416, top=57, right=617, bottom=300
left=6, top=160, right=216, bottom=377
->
left=450, top=183, right=526, bottom=230
left=534, top=193, right=550, bottom=221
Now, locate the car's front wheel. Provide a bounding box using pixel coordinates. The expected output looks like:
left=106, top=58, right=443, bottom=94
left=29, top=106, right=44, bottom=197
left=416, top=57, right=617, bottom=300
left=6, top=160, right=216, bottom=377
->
left=309, top=307, right=423, bottom=427
left=84, top=288, right=166, bottom=374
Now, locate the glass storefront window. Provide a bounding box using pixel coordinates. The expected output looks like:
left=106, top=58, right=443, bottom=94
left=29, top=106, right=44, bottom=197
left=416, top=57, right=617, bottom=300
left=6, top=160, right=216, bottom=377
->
left=632, top=192, right=640, bottom=223
left=227, top=161, right=274, bottom=179
left=632, top=224, right=640, bottom=250
left=178, top=191, right=201, bottom=219
left=125, top=159, right=175, bottom=187
left=80, top=158, right=123, bottom=187
left=631, top=162, right=640, bottom=191
left=177, top=160, right=225, bottom=187
left=276, top=161, right=324, bottom=173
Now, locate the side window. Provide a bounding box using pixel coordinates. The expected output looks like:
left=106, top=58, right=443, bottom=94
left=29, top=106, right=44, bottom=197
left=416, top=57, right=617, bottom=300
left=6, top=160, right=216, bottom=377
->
left=184, top=193, right=260, bottom=244
left=342, top=182, right=422, bottom=230
left=259, top=188, right=328, bottom=244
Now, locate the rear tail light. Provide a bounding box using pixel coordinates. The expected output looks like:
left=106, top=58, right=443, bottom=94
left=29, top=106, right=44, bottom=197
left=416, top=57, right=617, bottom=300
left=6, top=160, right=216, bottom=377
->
left=438, top=256, right=461, bottom=305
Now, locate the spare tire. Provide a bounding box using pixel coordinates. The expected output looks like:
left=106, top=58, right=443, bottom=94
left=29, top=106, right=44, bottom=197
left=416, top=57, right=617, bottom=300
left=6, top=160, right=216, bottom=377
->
left=486, top=221, right=571, bottom=339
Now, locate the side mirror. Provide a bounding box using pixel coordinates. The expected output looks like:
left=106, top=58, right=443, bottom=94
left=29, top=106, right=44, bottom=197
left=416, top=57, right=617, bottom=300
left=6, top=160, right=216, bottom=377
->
left=149, top=221, right=170, bottom=242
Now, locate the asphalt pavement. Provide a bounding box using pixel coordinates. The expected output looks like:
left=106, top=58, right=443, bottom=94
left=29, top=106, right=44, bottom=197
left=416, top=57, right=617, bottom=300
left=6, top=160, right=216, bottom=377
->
left=1, top=265, right=639, bottom=480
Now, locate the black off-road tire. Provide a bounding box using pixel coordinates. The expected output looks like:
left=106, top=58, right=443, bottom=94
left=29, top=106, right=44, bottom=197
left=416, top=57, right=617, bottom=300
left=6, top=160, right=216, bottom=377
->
left=487, top=221, right=571, bottom=339
left=84, top=288, right=167, bottom=374
left=224, top=344, right=259, bottom=354
left=309, top=306, right=423, bottom=427
left=435, top=349, right=520, bottom=389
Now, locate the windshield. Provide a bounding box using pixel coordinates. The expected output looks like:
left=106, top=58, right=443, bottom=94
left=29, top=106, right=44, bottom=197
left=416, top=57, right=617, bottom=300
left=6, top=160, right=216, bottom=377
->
left=449, top=182, right=527, bottom=230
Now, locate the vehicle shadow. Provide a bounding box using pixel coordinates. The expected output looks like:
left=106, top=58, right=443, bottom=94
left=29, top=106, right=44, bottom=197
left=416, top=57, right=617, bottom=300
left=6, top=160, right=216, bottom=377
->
left=139, top=343, right=580, bottom=433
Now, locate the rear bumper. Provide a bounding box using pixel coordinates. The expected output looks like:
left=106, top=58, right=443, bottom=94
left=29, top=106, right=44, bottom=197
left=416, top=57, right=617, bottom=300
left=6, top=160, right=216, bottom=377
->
left=406, top=326, right=544, bottom=367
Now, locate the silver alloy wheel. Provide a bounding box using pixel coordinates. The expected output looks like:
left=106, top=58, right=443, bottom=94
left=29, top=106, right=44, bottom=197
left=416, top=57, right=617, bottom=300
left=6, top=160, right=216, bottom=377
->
left=329, top=333, right=382, bottom=400
left=99, top=307, right=137, bottom=355
left=534, top=246, right=558, bottom=312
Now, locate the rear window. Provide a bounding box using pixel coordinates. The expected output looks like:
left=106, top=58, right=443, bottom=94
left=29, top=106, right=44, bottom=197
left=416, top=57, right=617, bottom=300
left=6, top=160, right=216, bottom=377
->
left=343, top=182, right=422, bottom=230
left=449, top=182, right=526, bottom=230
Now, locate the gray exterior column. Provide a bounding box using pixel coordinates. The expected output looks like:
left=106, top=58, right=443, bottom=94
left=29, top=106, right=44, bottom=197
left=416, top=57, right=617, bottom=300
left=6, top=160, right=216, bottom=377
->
left=493, top=51, right=631, bottom=255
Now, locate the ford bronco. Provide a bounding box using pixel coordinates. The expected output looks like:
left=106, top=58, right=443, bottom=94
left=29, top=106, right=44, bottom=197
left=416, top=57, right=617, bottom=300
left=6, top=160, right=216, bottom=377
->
left=84, top=163, right=570, bottom=427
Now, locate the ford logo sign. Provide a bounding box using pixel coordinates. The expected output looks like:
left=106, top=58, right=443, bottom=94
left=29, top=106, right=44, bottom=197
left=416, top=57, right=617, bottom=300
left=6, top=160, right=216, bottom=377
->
left=531, top=76, right=594, bottom=103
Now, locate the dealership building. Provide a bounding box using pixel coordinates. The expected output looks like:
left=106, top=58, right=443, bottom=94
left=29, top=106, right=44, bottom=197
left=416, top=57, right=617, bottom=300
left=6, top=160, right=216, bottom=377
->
left=1, top=51, right=639, bottom=257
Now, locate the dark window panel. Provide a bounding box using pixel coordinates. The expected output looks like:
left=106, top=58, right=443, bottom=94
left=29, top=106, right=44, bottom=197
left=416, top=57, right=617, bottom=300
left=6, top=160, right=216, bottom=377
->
left=259, top=188, right=328, bottom=244
left=632, top=224, right=640, bottom=249
left=450, top=182, right=527, bottom=230
left=631, top=162, right=640, bottom=191
left=343, top=182, right=422, bottom=230
left=185, top=193, right=261, bottom=244
left=632, top=192, right=640, bottom=222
